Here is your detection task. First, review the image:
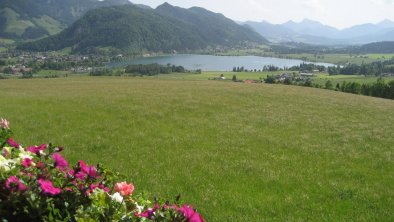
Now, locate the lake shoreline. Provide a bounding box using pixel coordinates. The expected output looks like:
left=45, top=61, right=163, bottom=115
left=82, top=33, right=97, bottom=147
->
left=108, top=54, right=335, bottom=71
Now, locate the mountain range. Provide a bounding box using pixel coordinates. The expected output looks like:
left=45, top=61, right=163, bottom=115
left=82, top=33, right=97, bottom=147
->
left=18, top=3, right=266, bottom=54
left=2, top=0, right=393, bottom=52
left=244, top=19, right=394, bottom=45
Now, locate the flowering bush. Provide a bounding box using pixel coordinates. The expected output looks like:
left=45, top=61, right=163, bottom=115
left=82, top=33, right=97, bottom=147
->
left=0, top=118, right=205, bottom=222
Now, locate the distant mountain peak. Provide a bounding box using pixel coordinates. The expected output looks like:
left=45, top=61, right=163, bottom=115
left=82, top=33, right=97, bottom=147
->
left=301, top=18, right=319, bottom=23
left=158, top=2, right=173, bottom=8
left=283, top=20, right=297, bottom=25
left=377, top=19, right=394, bottom=28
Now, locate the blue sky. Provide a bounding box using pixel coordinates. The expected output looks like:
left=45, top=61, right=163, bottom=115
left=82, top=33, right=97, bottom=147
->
left=129, top=0, right=394, bottom=29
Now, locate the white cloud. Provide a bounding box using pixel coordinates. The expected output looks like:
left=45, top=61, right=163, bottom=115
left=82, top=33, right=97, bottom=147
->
left=129, top=0, right=394, bottom=28
left=369, top=0, right=394, bottom=4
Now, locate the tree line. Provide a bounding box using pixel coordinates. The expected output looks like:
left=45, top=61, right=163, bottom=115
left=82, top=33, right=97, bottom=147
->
left=264, top=75, right=394, bottom=100
left=328, top=59, right=394, bottom=76
left=332, top=79, right=394, bottom=99
left=125, top=63, right=186, bottom=76
left=232, top=63, right=326, bottom=73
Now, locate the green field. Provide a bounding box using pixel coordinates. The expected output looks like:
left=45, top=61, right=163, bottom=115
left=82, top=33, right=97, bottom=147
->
left=0, top=77, right=393, bottom=221
left=154, top=71, right=279, bottom=81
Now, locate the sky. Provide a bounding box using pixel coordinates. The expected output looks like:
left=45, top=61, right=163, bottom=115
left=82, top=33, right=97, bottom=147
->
left=129, top=0, right=394, bottom=29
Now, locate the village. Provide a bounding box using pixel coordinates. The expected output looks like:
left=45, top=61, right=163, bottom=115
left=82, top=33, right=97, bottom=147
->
left=0, top=50, right=113, bottom=75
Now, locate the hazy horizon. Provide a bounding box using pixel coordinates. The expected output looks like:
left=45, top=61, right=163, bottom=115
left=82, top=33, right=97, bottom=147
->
left=129, top=0, right=394, bottom=29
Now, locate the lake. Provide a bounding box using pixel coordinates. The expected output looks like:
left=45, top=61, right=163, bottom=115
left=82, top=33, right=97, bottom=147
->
left=108, top=54, right=334, bottom=71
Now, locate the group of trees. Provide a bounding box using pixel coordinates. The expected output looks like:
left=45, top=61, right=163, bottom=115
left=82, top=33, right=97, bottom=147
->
left=264, top=74, right=393, bottom=100
left=232, top=63, right=327, bottom=73
left=332, top=79, right=394, bottom=99
left=328, top=59, right=394, bottom=76
left=125, top=63, right=186, bottom=76
left=232, top=66, right=245, bottom=72
left=233, top=63, right=326, bottom=72
left=289, top=63, right=326, bottom=72
left=264, top=74, right=313, bottom=87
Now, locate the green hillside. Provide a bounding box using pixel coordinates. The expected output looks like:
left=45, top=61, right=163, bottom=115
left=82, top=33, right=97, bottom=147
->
left=0, top=0, right=130, bottom=41
left=17, top=4, right=267, bottom=54
left=0, top=77, right=393, bottom=221
left=156, top=3, right=268, bottom=46
left=358, top=41, right=394, bottom=53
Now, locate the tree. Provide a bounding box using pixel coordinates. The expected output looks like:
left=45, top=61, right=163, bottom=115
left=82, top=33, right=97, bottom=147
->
left=2, top=67, right=12, bottom=74
left=335, top=83, right=340, bottom=91
left=303, top=78, right=312, bottom=87
left=232, top=75, right=237, bottom=81
left=264, top=75, right=276, bottom=84
left=325, top=80, right=333, bottom=90
left=283, top=78, right=292, bottom=85
left=388, top=80, right=394, bottom=99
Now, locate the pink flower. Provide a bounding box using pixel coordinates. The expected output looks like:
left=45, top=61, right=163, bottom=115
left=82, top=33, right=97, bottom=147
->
left=0, top=118, right=9, bottom=129
left=85, top=183, right=110, bottom=195
left=38, top=179, right=61, bottom=195
left=135, top=204, right=159, bottom=219
left=114, top=182, right=134, bottom=196
left=7, top=138, right=20, bottom=148
left=79, top=160, right=98, bottom=178
left=179, top=205, right=206, bottom=222
left=27, top=144, right=47, bottom=155
left=5, top=176, right=27, bottom=192
left=52, top=153, right=69, bottom=171
left=22, top=158, right=33, bottom=168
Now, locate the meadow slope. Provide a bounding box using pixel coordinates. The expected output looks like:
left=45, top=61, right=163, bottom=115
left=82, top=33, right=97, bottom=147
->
left=0, top=77, right=393, bottom=221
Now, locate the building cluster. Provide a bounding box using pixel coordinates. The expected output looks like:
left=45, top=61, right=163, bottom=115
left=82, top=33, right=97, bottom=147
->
left=0, top=51, right=110, bottom=75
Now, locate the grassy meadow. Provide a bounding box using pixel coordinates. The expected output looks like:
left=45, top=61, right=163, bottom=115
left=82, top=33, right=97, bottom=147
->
left=0, top=77, right=393, bottom=221
left=155, top=71, right=278, bottom=81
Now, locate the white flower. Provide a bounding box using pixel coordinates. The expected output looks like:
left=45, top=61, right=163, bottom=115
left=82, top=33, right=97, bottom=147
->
left=39, top=150, right=46, bottom=156
left=0, top=156, right=17, bottom=172
left=110, top=192, right=124, bottom=203
left=19, top=152, right=33, bottom=160
left=135, top=202, right=145, bottom=214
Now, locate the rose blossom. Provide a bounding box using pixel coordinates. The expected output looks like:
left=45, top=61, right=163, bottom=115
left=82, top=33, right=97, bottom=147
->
left=114, top=182, right=134, bottom=196
left=0, top=118, right=9, bottom=129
